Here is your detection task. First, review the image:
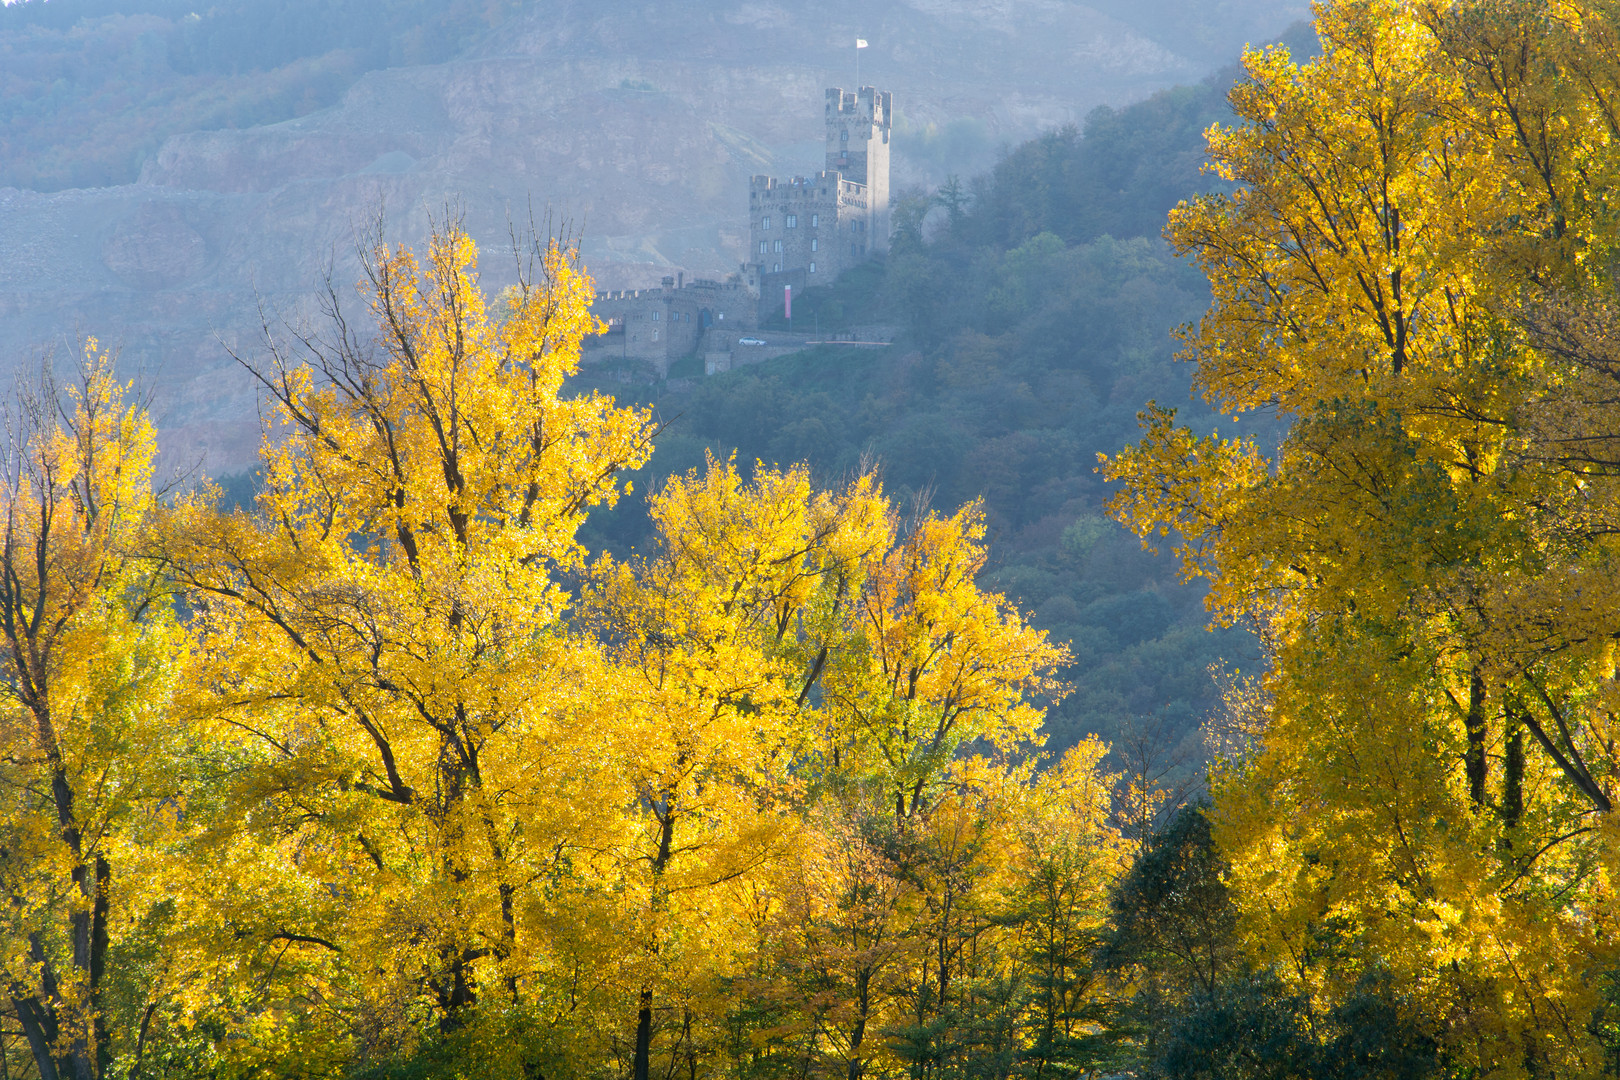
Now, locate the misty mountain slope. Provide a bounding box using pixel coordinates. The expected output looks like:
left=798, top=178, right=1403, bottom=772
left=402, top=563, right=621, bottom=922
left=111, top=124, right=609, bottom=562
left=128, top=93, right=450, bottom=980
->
left=0, top=0, right=1305, bottom=472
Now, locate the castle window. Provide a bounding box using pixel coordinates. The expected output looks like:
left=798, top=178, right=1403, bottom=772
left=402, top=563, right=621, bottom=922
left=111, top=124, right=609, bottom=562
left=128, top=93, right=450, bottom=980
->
left=786, top=214, right=797, bottom=228
left=652, top=329, right=659, bottom=341
left=762, top=216, right=771, bottom=229
left=718, top=312, right=725, bottom=320
left=811, top=213, right=819, bottom=227
left=653, top=311, right=660, bottom=321
left=809, top=262, right=817, bottom=273
left=773, top=262, right=782, bottom=272
left=841, top=129, right=849, bottom=141
left=759, top=241, right=768, bottom=255
left=811, top=238, right=818, bottom=251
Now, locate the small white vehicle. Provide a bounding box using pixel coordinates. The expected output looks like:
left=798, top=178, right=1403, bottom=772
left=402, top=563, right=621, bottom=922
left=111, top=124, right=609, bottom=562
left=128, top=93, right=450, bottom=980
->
left=738, top=338, right=767, bottom=346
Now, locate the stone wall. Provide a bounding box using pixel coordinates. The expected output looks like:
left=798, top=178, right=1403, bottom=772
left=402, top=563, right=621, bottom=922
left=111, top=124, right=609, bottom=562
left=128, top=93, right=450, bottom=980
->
left=587, top=273, right=757, bottom=375
left=748, top=173, right=846, bottom=282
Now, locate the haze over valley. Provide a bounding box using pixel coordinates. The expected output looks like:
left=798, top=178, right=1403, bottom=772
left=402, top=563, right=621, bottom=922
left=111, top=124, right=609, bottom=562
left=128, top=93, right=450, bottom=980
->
left=1, top=0, right=1305, bottom=470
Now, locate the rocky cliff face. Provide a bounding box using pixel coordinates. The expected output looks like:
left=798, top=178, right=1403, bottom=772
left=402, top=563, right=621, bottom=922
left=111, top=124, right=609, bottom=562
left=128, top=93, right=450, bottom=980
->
left=0, top=0, right=1305, bottom=474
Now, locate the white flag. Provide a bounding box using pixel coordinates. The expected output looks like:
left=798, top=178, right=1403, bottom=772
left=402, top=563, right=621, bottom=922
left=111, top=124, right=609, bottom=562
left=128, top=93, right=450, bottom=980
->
left=856, top=38, right=869, bottom=48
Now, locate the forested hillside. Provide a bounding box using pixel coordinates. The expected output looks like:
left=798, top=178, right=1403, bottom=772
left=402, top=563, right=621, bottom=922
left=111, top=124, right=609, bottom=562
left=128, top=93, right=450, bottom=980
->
left=0, top=0, right=1306, bottom=455
left=572, top=68, right=1292, bottom=769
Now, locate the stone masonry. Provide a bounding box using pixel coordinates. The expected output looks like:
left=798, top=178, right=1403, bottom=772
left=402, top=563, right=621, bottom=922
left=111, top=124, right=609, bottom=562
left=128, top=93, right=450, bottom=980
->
left=586, top=85, right=891, bottom=375
left=590, top=271, right=758, bottom=373
left=749, top=87, right=892, bottom=295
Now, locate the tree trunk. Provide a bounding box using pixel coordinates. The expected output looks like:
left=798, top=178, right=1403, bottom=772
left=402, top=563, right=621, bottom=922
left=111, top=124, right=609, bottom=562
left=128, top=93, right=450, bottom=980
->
left=633, top=988, right=654, bottom=1080
left=22, top=723, right=109, bottom=1080
left=433, top=948, right=478, bottom=1032
left=12, top=991, right=63, bottom=1080
left=1503, top=717, right=1525, bottom=832
left=631, top=800, right=677, bottom=1080
left=87, top=856, right=110, bottom=1080
left=1465, top=666, right=1488, bottom=808
left=848, top=969, right=871, bottom=1080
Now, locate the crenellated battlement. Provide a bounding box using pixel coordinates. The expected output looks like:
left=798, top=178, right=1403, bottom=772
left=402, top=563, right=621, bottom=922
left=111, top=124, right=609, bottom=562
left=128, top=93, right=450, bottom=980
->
left=825, top=86, right=892, bottom=131
left=596, top=278, right=750, bottom=303
left=749, top=172, right=858, bottom=207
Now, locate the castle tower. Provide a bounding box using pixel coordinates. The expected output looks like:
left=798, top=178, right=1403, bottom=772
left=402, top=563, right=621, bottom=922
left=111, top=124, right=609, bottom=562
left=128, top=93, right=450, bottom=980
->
left=741, top=87, right=894, bottom=313
left=825, top=86, right=892, bottom=252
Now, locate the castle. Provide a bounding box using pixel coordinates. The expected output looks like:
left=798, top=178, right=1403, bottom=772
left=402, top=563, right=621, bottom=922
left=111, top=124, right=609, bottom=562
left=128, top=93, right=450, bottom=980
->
left=589, top=86, right=892, bottom=374
left=749, top=87, right=893, bottom=292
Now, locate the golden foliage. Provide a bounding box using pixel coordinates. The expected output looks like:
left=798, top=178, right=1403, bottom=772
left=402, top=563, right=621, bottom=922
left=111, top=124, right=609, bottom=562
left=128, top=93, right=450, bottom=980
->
left=1105, top=1, right=1620, bottom=1075
left=0, top=343, right=184, bottom=1080
left=1, top=220, right=1096, bottom=1080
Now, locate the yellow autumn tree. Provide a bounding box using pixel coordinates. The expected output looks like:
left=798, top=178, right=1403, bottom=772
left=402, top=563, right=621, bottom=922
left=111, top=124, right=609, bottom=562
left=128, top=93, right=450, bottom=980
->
left=608, top=468, right=1082, bottom=1080
left=162, top=219, right=657, bottom=1071
left=732, top=740, right=1119, bottom=1080
left=581, top=457, right=892, bottom=1080
left=817, top=498, right=1066, bottom=822
left=581, top=455, right=1086, bottom=1080
left=1105, top=1, right=1620, bottom=1074
left=139, top=213, right=1110, bottom=1078
left=802, top=499, right=1074, bottom=1077
left=0, top=344, right=187, bottom=1080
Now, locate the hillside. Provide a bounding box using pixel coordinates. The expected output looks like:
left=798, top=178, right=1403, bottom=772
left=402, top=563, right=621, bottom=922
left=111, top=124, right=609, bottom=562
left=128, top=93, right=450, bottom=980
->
left=0, top=0, right=1305, bottom=473
left=564, top=58, right=1320, bottom=771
